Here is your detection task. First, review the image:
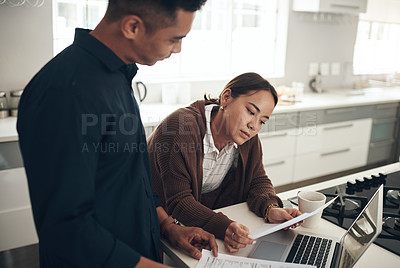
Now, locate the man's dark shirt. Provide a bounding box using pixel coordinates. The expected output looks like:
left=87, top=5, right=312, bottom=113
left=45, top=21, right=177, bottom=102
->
left=17, top=28, right=161, bottom=267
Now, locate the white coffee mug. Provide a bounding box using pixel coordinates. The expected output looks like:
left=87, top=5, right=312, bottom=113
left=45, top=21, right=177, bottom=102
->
left=297, top=191, right=326, bottom=228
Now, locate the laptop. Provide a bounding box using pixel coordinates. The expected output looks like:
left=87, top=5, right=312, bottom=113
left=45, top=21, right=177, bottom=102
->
left=248, top=185, right=383, bottom=268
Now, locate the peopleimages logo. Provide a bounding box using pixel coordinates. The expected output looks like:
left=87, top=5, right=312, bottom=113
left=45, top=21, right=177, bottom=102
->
left=81, top=141, right=202, bottom=154
left=81, top=114, right=141, bottom=135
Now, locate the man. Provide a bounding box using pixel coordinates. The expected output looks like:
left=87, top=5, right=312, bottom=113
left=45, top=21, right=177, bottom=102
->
left=17, top=0, right=217, bottom=267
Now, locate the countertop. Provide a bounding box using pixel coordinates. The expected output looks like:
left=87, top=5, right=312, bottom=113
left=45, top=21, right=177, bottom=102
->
left=1, top=87, right=400, bottom=142
left=161, top=162, right=400, bottom=268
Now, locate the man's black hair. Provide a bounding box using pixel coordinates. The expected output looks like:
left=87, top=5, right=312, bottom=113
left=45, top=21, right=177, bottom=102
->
left=106, top=0, right=207, bottom=34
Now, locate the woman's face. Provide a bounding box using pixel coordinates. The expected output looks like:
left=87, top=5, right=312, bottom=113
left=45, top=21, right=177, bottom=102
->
left=219, top=89, right=275, bottom=145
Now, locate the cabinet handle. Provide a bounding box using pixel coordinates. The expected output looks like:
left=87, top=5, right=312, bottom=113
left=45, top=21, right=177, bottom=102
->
left=373, top=118, right=397, bottom=124
left=321, top=148, right=350, bottom=157
left=326, top=108, right=356, bottom=114
left=370, top=139, right=395, bottom=148
left=376, top=104, right=398, bottom=110
left=323, top=123, right=353, bottom=131
left=258, top=132, right=288, bottom=138
left=265, top=160, right=285, bottom=167
left=331, top=4, right=359, bottom=10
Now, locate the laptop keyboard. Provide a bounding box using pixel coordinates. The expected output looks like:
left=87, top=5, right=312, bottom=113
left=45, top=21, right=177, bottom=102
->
left=285, top=234, right=332, bottom=268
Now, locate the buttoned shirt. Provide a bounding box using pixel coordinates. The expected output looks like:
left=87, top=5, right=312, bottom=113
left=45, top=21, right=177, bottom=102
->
left=17, top=28, right=161, bottom=268
left=202, top=104, right=238, bottom=193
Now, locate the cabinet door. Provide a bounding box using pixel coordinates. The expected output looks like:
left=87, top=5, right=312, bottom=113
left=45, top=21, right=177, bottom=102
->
left=259, top=128, right=298, bottom=161
left=374, top=103, right=399, bottom=119
left=261, top=112, right=299, bottom=133
left=368, top=140, right=395, bottom=164
left=0, top=141, right=23, bottom=170
left=293, top=143, right=369, bottom=181
left=299, top=105, right=373, bottom=127
left=264, top=157, right=294, bottom=187
left=259, top=129, right=297, bottom=186
left=296, top=118, right=372, bottom=155
left=0, top=168, right=37, bottom=251
left=370, top=118, right=396, bottom=142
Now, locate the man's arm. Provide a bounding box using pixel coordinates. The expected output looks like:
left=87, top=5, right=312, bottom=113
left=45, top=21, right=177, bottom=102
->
left=156, top=207, right=218, bottom=259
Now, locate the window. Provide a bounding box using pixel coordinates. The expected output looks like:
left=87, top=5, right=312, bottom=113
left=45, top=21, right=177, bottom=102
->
left=53, top=0, right=289, bottom=81
left=353, top=20, right=400, bottom=75
left=136, top=0, right=288, bottom=82
left=53, top=0, right=108, bottom=55
left=353, top=0, right=400, bottom=75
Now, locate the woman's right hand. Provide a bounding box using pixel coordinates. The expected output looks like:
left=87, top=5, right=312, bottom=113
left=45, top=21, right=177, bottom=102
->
left=224, top=222, right=255, bottom=253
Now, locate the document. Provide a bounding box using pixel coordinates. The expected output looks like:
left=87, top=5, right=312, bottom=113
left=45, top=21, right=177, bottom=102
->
left=196, top=250, right=315, bottom=268
left=251, top=197, right=338, bottom=239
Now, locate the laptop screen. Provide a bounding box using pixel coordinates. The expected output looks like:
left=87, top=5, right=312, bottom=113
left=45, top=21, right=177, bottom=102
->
left=337, top=185, right=383, bottom=268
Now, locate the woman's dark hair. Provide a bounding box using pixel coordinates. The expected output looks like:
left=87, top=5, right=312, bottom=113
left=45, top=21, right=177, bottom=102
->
left=204, top=72, right=278, bottom=107
left=106, top=0, right=207, bottom=34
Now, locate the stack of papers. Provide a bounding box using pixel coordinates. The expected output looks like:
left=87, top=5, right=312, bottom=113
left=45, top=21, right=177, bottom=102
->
left=197, top=250, right=315, bottom=268
left=251, top=197, right=337, bottom=239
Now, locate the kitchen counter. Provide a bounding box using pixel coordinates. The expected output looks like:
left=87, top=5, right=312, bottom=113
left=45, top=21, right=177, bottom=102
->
left=161, top=162, right=400, bottom=268
left=274, top=86, right=400, bottom=113
left=1, top=86, right=400, bottom=142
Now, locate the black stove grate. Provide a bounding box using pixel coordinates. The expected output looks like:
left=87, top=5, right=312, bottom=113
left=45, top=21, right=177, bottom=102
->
left=316, top=171, right=400, bottom=257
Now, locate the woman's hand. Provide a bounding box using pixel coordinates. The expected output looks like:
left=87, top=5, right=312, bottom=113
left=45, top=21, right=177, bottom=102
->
left=267, top=208, right=303, bottom=229
left=223, top=222, right=255, bottom=253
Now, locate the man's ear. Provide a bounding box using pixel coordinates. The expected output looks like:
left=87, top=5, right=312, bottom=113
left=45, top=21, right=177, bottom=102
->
left=121, top=15, right=144, bottom=40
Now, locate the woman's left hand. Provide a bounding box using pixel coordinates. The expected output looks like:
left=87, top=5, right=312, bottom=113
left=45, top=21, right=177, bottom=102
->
left=267, top=208, right=303, bottom=229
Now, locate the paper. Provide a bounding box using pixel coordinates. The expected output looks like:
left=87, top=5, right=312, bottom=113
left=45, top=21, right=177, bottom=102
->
left=251, top=197, right=338, bottom=239
left=196, top=250, right=315, bottom=268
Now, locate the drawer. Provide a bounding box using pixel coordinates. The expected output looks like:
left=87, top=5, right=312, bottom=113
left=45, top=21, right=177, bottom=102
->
left=259, top=128, right=298, bottom=161
left=293, top=143, right=369, bottom=181
left=264, top=157, right=294, bottom=187
left=0, top=168, right=30, bottom=212
left=0, top=141, right=23, bottom=170
left=370, top=118, right=397, bottom=142
left=299, top=105, right=373, bottom=127
left=260, top=112, right=299, bottom=132
left=296, top=118, right=372, bottom=155
left=367, top=140, right=395, bottom=164
left=374, top=103, right=399, bottom=119
left=0, top=208, right=38, bottom=251
left=0, top=167, right=37, bottom=251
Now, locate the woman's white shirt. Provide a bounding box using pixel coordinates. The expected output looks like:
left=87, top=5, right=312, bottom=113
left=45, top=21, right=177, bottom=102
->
left=202, top=104, right=238, bottom=194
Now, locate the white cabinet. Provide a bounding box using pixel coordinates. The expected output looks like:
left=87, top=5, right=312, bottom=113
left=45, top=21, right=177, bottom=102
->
left=296, top=118, right=372, bottom=155
left=293, top=0, right=367, bottom=14
left=259, top=129, right=298, bottom=186
left=293, top=118, right=372, bottom=181
left=0, top=141, right=38, bottom=251
left=359, top=0, right=400, bottom=24
left=0, top=168, right=38, bottom=251
left=293, top=144, right=370, bottom=181
left=259, top=116, right=373, bottom=186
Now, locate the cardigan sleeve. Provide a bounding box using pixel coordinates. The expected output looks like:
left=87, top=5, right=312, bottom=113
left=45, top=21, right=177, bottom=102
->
left=149, top=111, right=233, bottom=240
left=245, top=137, right=283, bottom=217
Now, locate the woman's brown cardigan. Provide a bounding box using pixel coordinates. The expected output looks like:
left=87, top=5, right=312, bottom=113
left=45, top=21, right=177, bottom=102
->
left=148, top=100, right=283, bottom=239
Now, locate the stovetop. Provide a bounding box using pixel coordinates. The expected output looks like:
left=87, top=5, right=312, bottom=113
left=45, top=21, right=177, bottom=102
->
left=289, top=171, right=400, bottom=257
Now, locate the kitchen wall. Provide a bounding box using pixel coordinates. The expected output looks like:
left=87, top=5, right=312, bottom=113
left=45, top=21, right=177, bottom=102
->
left=0, top=1, right=53, bottom=93
left=0, top=1, right=360, bottom=103
left=283, top=11, right=359, bottom=90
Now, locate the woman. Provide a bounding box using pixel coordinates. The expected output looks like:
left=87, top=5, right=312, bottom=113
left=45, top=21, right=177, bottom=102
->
left=148, top=72, right=301, bottom=252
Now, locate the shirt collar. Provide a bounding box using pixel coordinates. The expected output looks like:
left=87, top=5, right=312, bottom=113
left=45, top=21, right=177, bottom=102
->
left=73, top=28, right=138, bottom=81
left=203, top=104, right=238, bottom=155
